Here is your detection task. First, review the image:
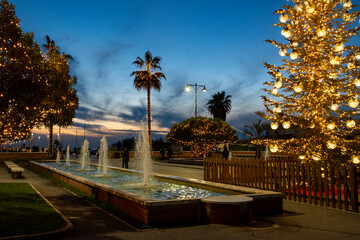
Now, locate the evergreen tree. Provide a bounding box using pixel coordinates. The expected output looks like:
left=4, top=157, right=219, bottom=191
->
left=254, top=0, right=360, bottom=164
left=0, top=0, right=46, bottom=143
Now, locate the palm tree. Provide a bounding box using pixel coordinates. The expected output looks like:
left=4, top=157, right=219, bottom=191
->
left=243, top=120, right=270, bottom=157
left=130, top=51, right=166, bottom=148
left=243, top=120, right=270, bottom=139
left=207, top=91, right=232, bottom=121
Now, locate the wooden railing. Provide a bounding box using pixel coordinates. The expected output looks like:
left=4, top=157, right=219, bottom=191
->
left=204, top=156, right=360, bottom=212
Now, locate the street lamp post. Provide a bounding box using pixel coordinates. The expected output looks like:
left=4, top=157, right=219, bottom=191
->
left=185, top=83, right=207, bottom=117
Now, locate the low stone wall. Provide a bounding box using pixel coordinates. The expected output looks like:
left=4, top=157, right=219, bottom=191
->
left=0, top=152, right=49, bottom=161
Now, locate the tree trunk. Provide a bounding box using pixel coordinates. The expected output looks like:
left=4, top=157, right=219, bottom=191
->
left=48, top=122, right=53, bottom=157
left=147, top=87, right=152, bottom=152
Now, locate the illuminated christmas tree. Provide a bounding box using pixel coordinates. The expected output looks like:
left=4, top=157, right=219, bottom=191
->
left=254, top=0, right=360, bottom=164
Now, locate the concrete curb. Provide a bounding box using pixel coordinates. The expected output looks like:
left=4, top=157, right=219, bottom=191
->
left=0, top=183, right=73, bottom=240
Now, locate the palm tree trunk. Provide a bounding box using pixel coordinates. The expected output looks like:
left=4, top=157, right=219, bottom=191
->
left=48, top=122, right=53, bottom=157
left=147, top=87, right=152, bottom=152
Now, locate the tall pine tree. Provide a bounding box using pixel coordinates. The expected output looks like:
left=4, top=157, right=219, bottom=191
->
left=254, top=0, right=360, bottom=164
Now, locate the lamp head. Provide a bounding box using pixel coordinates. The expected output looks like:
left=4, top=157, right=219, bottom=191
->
left=185, top=85, right=191, bottom=92
left=202, top=86, right=207, bottom=92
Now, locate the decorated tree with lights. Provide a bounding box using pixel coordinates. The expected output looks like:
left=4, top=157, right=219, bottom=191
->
left=0, top=0, right=46, bottom=144
left=167, top=117, right=238, bottom=158
left=41, top=35, right=78, bottom=155
left=254, top=0, right=360, bottom=164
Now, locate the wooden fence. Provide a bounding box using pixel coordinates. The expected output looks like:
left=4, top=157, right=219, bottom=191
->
left=204, top=156, right=360, bottom=212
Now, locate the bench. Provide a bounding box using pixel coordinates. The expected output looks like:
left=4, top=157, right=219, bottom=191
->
left=201, top=195, right=253, bottom=225
left=9, top=166, right=24, bottom=179
left=4, top=161, right=24, bottom=179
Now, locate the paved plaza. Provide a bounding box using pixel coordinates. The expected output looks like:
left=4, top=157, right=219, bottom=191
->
left=1, top=160, right=360, bottom=240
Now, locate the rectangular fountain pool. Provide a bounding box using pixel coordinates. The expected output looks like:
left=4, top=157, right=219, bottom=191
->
left=31, top=160, right=283, bottom=226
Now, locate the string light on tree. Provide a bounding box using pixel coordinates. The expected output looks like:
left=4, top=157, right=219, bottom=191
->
left=253, top=0, right=360, bottom=164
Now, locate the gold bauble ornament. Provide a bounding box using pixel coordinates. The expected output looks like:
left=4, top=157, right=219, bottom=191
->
left=279, top=48, right=287, bottom=57
left=279, top=14, right=289, bottom=23
left=270, top=122, right=279, bottom=130
left=346, top=119, right=356, bottom=128
left=349, top=98, right=359, bottom=108
left=354, top=78, right=360, bottom=86
left=274, top=80, right=282, bottom=88
left=290, top=51, right=298, bottom=60
left=281, top=29, right=291, bottom=38
left=326, top=140, right=337, bottom=149
left=351, top=155, right=360, bottom=164
left=294, top=84, right=303, bottom=93
left=282, top=121, right=291, bottom=129
left=327, top=122, right=336, bottom=130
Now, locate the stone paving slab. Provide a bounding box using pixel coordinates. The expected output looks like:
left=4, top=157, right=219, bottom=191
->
left=1, top=162, right=360, bottom=240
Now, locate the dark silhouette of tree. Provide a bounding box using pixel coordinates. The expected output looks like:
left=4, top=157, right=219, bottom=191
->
left=207, top=91, right=232, bottom=121
left=130, top=51, right=166, bottom=149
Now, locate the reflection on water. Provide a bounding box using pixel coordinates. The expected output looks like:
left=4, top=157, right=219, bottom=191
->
left=42, top=162, right=228, bottom=201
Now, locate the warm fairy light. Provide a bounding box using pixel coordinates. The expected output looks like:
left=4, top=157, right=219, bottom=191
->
left=334, top=43, right=344, bottom=52
left=299, top=155, right=305, bottom=160
left=269, top=144, right=278, bottom=153
left=294, top=84, right=303, bottom=93
left=279, top=14, right=289, bottom=23
left=273, top=106, right=282, bottom=113
left=309, top=123, right=315, bottom=129
left=270, top=122, right=279, bottom=130
left=279, top=48, right=287, bottom=56
left=306, top=5, right=315, bottom=14
left=327, top=122, right=336, bottom=130
left=330, top=104, right=339, bottom=111
left=346, top=119, right=356, bottom=128
left=343, top=1, right=352, bottom=9
left=326, top=140, right=337, bottom=149
left=329, top=73, right=337, bottom=79
left=316, top=28, right=327, bottom=37
left=355, top=53, right=360, bottom=60
left=282, top=121, right=291, bottom=129
left=274, top=80, right=282, bottom=88
left=312, top=154, right=321, bottom=161
left=275, top=71, right=282, bottom=78
left=348, top=62, right=355, bottom=69
left=351, top=155, right=360, bottom=164
left=349, top=98, right=359, bottom=108
left=330, top=56, right=340, bottom=65
left=290, top=51, right=298, bottom=60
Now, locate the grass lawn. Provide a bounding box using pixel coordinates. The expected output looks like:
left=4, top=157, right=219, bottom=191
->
left=0, top=182, right=67, bottom=238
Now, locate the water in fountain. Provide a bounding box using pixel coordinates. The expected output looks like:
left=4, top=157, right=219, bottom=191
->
left=56, top=149, right=60, bottom=164
left=65, top=145, right=70, bottom=167
left=80, top=139, right=90, bottom=170
left=264, top=145, right=269, bottom=160
left=135, top=121, right=152, bottom=186
left=97, top=136, right=109, bottom=175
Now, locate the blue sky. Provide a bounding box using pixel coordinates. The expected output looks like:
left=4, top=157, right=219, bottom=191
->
left=10, top=0, right=288, bottom=147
